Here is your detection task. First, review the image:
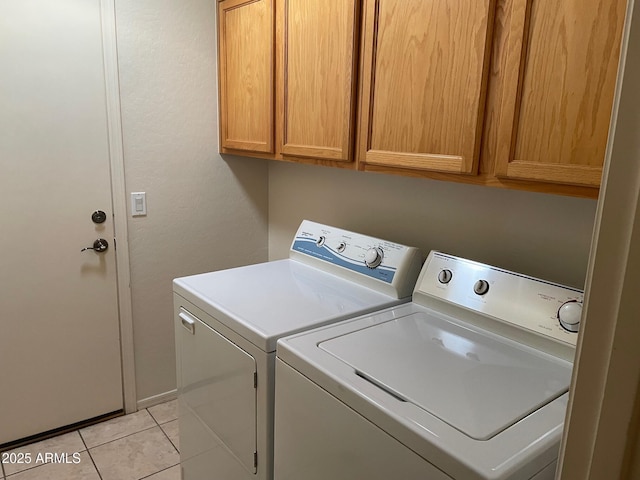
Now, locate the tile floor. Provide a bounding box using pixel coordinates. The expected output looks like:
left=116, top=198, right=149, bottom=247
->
left=0, top=400, right=179, bottom=480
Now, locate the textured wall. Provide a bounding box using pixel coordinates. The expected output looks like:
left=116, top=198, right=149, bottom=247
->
left=269, top=162, right=597, bottom=289
left=116, top=0, right=269, bottom=403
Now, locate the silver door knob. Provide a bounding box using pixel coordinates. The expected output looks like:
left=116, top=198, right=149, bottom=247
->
left=81, top=238, right=109, bottom=253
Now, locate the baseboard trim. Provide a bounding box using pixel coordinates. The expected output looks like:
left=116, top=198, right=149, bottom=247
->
left=137, top=390, right=178, bottom=410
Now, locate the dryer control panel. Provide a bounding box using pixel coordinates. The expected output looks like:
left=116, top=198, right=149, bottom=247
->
left=290, top=220, right=423, bottom=299
left=414, top=252, right=583, bottom=348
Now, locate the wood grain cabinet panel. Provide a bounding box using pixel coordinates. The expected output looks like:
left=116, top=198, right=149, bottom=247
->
left=494, top=0, right=627, bottom=186
left=278, top=0, right=360, bottom=162
left=358, top=0, right=496, bottom=174
left=218, top=0, right=274, bottom=153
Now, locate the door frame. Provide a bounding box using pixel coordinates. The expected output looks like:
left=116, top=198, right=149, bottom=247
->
left=100, top=0, right=137, bottom=414
left=557, top=0, right=640, bottom=476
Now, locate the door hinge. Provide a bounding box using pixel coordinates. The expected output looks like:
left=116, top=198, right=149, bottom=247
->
left=254, top=451, right=258, bottom=468
left=253, top=372, right=257, bottom=388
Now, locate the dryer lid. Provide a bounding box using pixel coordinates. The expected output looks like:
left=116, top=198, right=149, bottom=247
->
left=318, top=311, right=572, bottom=440
left=174, top=260, right=402, bottom=352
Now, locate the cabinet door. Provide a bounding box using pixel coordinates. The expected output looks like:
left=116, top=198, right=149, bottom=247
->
left=494, top=0, right=626, bottom=186
left=358, top=0, right=495, bottom=174
left=279, top=0, right=360, bottom=162
left=218, top=0, right=274, bottom=153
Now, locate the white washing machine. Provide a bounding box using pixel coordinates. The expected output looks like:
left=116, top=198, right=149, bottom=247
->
left=274, top=251, right=582, bottom=480
left=173, top=220, right=422, bottom=480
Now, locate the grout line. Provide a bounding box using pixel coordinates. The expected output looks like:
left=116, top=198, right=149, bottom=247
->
left=78, top=429, right=89, bottom=452
left=147, top=407, right=161, bottom=427
left=147, top=403, right=179, bottom=455
left=146, top=400, right=180, bottom=454
left=148, top=406, right=179, bottom=455
left=85, top=411, right=178, bottom=480
left=147, top=401, right=178, bottom=427
left=3, top=403, right=178, bottom=479
left=86, top=450, right=103, bottom=480
left=137, top=463, right=180, bottom=480
left=3, top=461, right=36, bottom=476
left=80, top=431, right=103, bottom=480
left=2, top=454, right=43, bottom=476
left=81, top=409, right=159, bottom=450
left=159, top=424, right=179, bottom=455
left=84, top=424, right=158, bottom=450
left=147, top=406, right=179, bottom=453
left=2, top=431, right=88, bottom=478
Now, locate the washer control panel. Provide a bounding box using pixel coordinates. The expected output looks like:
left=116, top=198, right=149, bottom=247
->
left=290, top=220, right=422, bottom=298
left=415, top=251, right=583, bottom=347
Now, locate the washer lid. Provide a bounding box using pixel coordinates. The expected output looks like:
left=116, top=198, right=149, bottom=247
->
left=318, top=311, right=572, bottom=440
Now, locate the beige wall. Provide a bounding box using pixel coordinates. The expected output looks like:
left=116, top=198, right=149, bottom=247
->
left=112, top=0, right=598, bottom=409
left=115, top=0, right=269, bottom=404
left=269, top=163, right=597, bottom=288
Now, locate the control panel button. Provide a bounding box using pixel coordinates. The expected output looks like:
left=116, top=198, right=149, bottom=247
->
left=473, top=279, right=490, bottom=296
left=316, top=236, right=326, bottom=247
left=364, top=247, right=384, bottom=269
left=337, top=242, right=346, bottom=253
left=437, top=269, right=453, bottom=284
left=558, top=301, right=582, bottom=333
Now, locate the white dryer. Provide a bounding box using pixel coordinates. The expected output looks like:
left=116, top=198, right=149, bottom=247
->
left=173, top=220, right=422, bottom=480
left=274, top=251, right=582, bottom=480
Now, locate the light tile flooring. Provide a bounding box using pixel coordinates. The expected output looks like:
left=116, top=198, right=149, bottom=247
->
left=0, top=400, right=179, bottom=480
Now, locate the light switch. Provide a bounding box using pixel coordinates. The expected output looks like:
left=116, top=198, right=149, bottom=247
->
left=131, top=192, right=147, bottom=216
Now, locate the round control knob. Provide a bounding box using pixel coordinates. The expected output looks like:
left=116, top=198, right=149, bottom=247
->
left=364, top=247, right=384, bottom=269
left=558, top=300, right=582, bottom=333
left=473, top=279, right=490, bottom=296
left=438, top=269, right=453, bottom=284
left=336, top=242, right=347, bottom=253
left=316, top=236, right=326, bottom=247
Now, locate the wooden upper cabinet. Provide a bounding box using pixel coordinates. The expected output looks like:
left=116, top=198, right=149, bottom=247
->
left=358, top=0, right=496, bottom=174
left=218, top=0, right=274, bottom=154
left=493, top=0, right=627, bottom=187
left=278, top=0, right=360, bottom=162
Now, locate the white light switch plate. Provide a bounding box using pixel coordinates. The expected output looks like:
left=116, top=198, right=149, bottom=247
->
left=131, top=192, right=147, bottom=216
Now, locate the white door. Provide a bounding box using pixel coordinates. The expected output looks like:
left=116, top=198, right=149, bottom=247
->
left=0, top=0, right=123, bottom=444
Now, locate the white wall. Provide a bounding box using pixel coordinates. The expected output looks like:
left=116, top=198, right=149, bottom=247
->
left=269, top=163, right=597, bottom=288
left=115, top=0, right=269, bottom=404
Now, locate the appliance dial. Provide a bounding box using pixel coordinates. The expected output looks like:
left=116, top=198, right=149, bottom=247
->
left=473, top=279, right=490, bottom=296
left=558, top=300, right=582, bottom=333
left=336, top=242, right=347, bottom=253
left=316, top=236, right=326, bottom=247
left=438, top=269, right=453, bottom=284
left=364, top=247, right=384, bottom=268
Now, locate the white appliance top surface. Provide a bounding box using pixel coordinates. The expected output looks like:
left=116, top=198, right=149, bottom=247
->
left=174, top=259, right=403, bottom=353
left=278, top=303, right=574, bottom=478
left=318, top=309, right=572, bottom=440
